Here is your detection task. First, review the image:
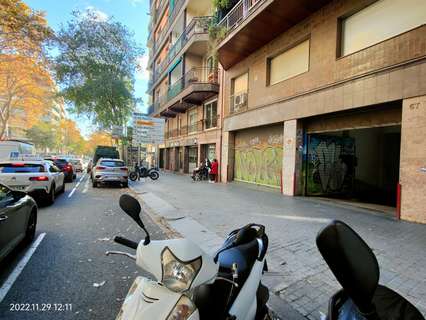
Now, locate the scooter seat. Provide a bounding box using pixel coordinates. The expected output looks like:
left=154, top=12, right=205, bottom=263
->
left=372, top=285, right=424, bottom=320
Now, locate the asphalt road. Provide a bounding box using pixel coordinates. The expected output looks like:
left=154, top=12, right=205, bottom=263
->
left=0, top=173, right=167, bottom=320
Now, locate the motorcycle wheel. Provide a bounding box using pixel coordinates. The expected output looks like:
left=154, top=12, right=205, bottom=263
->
left=129, top=172, right=138, bottom=181
left=149, top=171, right=159, bottom=180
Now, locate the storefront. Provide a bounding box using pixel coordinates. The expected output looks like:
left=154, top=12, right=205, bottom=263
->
left=303, top=102, right=402, bottom=207
left=234, top=124, right=283, bottom=188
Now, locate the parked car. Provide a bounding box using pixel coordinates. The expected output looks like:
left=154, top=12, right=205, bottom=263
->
left=0, top=160, right=65, bottom=205
left=45, top=158, right=75, bottom=182
left=0, top=183, right=37, bottom=262
left=91, top=158, right=128, bottom=188
left=70, top=159, right=83, bottom=172
left=93, top=146, right=119, bottom=165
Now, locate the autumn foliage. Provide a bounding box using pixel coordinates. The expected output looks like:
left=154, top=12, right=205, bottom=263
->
left=0, top=0, right=54, bottom=139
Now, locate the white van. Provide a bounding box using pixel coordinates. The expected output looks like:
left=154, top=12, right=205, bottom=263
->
left=0, top=140, right=35, bottom=160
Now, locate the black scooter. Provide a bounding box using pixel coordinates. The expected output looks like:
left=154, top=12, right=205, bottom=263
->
left=129, top=165, right=159, bottom=181
left=317, top=220, right=424, bottom=320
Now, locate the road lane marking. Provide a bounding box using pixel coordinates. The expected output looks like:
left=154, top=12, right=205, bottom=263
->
left=82, top=176, right=90, bottom=193
left=68, top=173, right=86, bottom=198
left=0, top=233, right=46, bottom=303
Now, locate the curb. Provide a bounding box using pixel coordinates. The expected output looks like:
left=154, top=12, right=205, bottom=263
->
left=129, top=184, right=305, bottom=320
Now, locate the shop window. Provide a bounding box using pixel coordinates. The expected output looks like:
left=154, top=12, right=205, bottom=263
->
left=268, top=39, right=310, bottom=86
left=340, top=0, right=426, bottom=56
left=204, top=100, right=217, bottom=129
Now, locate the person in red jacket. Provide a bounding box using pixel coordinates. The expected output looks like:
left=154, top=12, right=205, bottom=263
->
left=209, top=158, right=218, bottom=183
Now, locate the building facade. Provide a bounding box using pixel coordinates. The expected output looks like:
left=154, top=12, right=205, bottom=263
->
left=216, top=0, right=426, bottom=223
left=147, top=0, right=222, bottom=176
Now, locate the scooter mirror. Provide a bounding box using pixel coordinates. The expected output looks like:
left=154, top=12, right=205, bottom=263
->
left=119, top=194, right=151, bottom=245
left=119, top=194, right=142, bottom=224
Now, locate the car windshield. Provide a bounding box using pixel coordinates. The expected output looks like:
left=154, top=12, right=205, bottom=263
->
left=100, top=161, right=125, bottom=167
left=0, top=163, right=45, bottom=173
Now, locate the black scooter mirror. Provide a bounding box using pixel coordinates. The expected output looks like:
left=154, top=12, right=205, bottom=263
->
left=119, top=194, right=150, bottom=245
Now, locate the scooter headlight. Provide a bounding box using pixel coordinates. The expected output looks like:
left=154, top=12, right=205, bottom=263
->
left=161, top=248, right=202, bottom=292
left=166, top=295, right=196, bottom=320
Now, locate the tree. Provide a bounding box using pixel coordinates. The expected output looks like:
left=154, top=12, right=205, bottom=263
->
left=55, top=9, right=143, bottom=129
left=85, top=131, right=113, bottom=155
left=26, top=121, right=56, bottom=152
left=0, top=55, right=54, bottom=138
left=58, top=119, right=86, bottom=155
left=0, top=0, right=54, bottom=139
left=0, top=0, right=53, bottom=57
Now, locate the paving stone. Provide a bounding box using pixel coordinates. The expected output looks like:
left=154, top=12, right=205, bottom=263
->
left=130, top=174, right=426, bottom=318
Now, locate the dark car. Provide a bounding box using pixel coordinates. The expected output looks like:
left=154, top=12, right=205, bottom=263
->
left=0, top=183, right=37, bottom=262
left=45, top=158, right=75, bottom=182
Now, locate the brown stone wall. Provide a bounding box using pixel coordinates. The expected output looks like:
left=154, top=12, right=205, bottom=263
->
left=221, top=0, right=426, bottom=121
left=400, top=95, right=426, bottom=223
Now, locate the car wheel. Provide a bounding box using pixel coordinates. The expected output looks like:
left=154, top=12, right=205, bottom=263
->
left=24, top=209, right=37, bottom=244
left=92, top=180, right=97, bottom=188
left=46, top=184, right=55, bottom=205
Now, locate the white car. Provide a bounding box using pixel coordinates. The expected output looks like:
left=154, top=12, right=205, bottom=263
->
left=91, top=158, right=128, bottom=188
left=0, top=160, right=65, bottom=205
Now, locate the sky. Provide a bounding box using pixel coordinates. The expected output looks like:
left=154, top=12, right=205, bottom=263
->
left=25, top=0, right=151, bottom=138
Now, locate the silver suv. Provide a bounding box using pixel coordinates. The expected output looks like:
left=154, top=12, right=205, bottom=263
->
left=91, top=158, right=128, bottom=188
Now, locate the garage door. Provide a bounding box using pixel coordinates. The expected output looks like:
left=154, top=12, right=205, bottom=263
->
left=234, top=124, right=283, bottom=187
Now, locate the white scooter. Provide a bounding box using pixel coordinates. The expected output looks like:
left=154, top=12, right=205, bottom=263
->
left=107, top=194, right=270, bottom=320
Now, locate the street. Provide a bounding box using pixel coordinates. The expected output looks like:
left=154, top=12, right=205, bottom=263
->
left=0, top=173, right=167, bottom=320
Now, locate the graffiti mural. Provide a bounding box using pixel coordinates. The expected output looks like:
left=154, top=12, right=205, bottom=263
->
left=234, top=125, right=283, bottom=187
left=306, top=135, right=355, bottom=195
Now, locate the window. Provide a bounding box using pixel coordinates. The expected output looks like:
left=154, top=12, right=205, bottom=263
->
left=204, top=100, right=217, bottom=129
left=268, top=39, right=310, bottom=85
left=206, top=56, right=215, bottom=74
left=231, top=73, right=249, bottom=114
left=340, top=0, right=426, bottom=56
left=188, top=109, right=198, bottom=133
left=100, top=160, right=125, bottom=167
left=0, top=163, right=45, bottom=173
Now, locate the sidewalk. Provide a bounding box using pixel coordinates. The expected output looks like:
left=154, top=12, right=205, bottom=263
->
left=130, top=173, right=426, bottom=319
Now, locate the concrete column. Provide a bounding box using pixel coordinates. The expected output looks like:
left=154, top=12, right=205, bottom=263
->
left=220, top=131, right=235, bottom=183
left=400, top=95, right=426, bottom=223
left=282, top=120, right=303, bottom=196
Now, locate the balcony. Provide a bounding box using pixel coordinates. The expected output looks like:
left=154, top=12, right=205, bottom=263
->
left=165, top=115, right=219, bottom=139
left=148, top=0, right=185, bottom=66
left=153, top=67, right=219, bottom=117
left=150, top=16, right=212, bottom=90
left=217, top=0, right=332, bottom=69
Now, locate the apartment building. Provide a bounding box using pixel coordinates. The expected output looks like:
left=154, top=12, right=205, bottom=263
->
left=147, top=0, right=222, bottom=175
left=216, top=0, right=426, bottom=223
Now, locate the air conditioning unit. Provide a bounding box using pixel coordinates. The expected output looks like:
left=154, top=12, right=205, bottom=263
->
left=233, top=92, right=247, bottom=112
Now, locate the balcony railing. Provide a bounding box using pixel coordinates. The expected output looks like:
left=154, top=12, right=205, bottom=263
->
left=165, top=116, right=219, bottom=139
left=153, top=67, right=219, bottom=114
left=229, top=91, right=248, bottom=114
left=151, top=17, right=212, bottom=88
left=218, top=0, right=264, bottom=33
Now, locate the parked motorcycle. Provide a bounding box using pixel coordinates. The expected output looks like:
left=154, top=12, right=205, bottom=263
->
left=107, top=194, right=270, bottom=320
left=316, top=220, right=424, bottom=320
left=129, top=165, right=159, bottom=181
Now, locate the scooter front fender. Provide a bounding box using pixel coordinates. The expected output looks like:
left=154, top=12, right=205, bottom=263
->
left=116, top=277, right=200, bottom=320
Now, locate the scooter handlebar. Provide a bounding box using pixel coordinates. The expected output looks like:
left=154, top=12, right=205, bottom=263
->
left=114, top=236, right=138, bottom=250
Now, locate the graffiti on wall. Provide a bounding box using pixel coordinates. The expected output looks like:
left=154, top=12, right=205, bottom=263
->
left=234, top=128, right=283, bottom=187
left=307, top=135, right=355, bottom=195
